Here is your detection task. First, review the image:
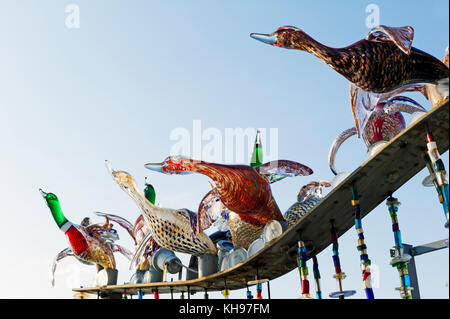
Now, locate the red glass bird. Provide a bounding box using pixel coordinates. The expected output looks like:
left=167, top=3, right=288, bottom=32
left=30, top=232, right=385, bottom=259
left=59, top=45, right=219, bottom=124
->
left=145, top=156, right=313, bottom=226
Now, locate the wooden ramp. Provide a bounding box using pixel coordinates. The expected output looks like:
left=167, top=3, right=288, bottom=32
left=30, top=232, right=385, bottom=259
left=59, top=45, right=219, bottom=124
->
left=73, top=101, right=449, bottom=297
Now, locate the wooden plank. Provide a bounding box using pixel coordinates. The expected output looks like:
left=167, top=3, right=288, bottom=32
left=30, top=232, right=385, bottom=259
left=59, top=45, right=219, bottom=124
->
left=73, top=101, right=449, bottom=296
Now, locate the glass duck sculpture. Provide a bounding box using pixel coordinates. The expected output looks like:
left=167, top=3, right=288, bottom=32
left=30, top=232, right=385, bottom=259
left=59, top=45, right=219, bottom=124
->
left=194, top=131, right=280, bottom=249
left=145, top=156, right=313, bottom=227
left=328, top=84, right=428, bottom=176
left=94, top=181, right=160, bottom=271
left=105, top=161, right=218, bottom=259
left=250, top=25, right=449, bottom=94
left=40, top=189, right=133, bottom=286
left=283, top=181, right=331, bottom=227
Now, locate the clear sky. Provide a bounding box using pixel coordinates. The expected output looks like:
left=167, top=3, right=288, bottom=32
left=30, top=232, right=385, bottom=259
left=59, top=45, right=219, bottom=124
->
left=0, top=0, right=448, bottom=299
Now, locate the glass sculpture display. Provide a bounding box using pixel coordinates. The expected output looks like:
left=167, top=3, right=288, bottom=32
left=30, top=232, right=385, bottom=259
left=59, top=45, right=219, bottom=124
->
left=145, top=156, right=313, bottom=226
left=328, top=84, right=427, bottom=177
left=105, top=161, right=218, bottom=260
left=284, top=181, right=331, bottom=227
left=40, top=189, right=132, bottom=286
left=250, top=25, right=449, bottom=94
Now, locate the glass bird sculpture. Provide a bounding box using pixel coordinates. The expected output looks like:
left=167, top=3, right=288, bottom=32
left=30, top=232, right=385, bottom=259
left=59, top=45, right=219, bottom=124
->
left=40, top=189, right=133, bottom=286
left=145, top=156, right=313, bottom=227
left=328, top=84, right=427, bottom=176
left=105, top=161, right=218, bottom=261
left=283, top=181, right=331, bottom=227
left=250, top=25, right=449, bottom=94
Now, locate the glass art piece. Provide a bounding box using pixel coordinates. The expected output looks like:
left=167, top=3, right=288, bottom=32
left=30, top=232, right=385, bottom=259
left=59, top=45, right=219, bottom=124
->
left=145, top=156, right=313, bottom=226
left=350, top=186, right=374, bottom=299
left=105, top=161, right=218, bottom=262
left=40, top=189, right=133, bottom=286
left=283, top=181, right=331, bottom=227
left=195, top=132, right=299, bottom=249
left=250, top=25, right=449, bottom=94
left=328, top=84, right=427, bottom=176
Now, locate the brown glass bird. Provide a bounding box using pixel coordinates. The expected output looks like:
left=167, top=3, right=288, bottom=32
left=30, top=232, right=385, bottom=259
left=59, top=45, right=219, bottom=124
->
left=250, top=25, right=449, bottom=94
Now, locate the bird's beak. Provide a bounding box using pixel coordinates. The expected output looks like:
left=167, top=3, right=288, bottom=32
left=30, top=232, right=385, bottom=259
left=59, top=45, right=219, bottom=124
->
left=144, top=162, right=164, bottom=173
left=250, top=32, right=278, bottom=46
left=39, top=188, right=48, bottom=198
left=105, top=160, right=115, bottom=176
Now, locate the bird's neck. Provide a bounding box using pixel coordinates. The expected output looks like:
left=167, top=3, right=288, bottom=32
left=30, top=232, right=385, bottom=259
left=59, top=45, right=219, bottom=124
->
left=193, top=162, right=239, bottom=189
left=293, top=31, right=338, bottom=65
left=47, top=199, right=70, bottom=231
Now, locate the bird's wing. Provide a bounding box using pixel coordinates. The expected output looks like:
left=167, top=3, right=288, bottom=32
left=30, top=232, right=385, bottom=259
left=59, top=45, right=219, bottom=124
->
left=255, top=160, right=313, bottom=184
left=328, top=127, right=357, bottom=176
left=94, top=212, right=136, bottom=244
left=366, top=25, right=414, bottom=55
left=130, top=231, right=154, bottom=270
left=110, top=243, right=134, bottom=261
left=350, top=84, right=383, bottom=137
left=49, top=248, right=74, bottom=287
left=384, top=96, right=427, bottom=115
left=197, top=187, right=230, bottom=234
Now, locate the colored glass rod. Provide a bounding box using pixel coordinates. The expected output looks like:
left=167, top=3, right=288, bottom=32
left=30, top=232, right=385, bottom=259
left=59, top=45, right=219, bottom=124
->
left=350, top=185, right=374, bottom=299
left=386, top=196, right=413, bottom=299
left=297, top=241, right=313, bottom=298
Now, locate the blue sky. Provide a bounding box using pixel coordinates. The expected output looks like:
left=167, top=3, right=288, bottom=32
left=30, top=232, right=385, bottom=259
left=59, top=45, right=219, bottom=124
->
left=0, top=0, right=448, bottom=299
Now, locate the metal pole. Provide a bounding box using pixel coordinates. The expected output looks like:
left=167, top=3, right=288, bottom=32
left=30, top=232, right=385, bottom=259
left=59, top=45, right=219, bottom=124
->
left=403, top=244, right=421, bottom=299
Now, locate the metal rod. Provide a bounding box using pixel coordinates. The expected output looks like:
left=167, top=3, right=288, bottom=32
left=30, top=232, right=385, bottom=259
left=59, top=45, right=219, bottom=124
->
left=403, top=244, right=421, bottom=299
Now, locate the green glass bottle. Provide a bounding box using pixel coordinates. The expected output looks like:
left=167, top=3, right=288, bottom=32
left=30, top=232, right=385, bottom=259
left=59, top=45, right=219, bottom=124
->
left=250, top=130, right=263, bottom=167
